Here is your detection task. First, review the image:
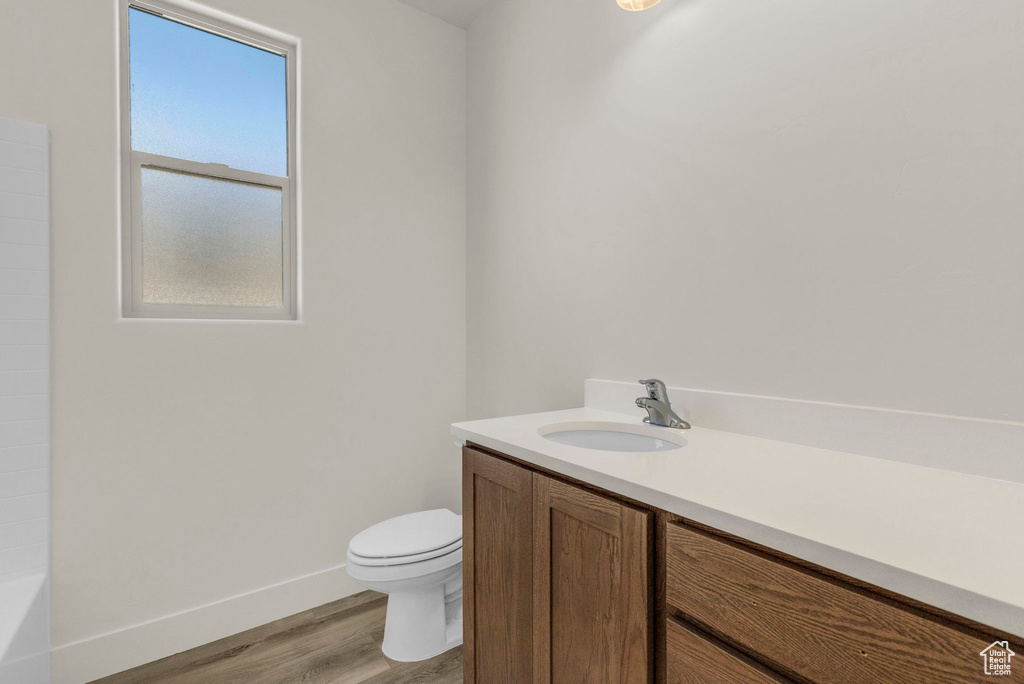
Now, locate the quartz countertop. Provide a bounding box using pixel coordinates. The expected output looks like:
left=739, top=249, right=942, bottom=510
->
left=453, top=407, right=1024, bottom=638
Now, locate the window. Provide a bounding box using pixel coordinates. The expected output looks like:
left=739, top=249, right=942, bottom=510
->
left=120, top=1, right=297, bottom=319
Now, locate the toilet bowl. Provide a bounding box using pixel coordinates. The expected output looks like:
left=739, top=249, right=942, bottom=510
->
left=346, top=509, right=463, bottom=662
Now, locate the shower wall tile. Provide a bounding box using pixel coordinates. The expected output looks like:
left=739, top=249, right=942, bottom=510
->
left=0, top=445, right=48, bottom=472
left=0, top=243, right=47, bottom=270
left=0, top=269, right=49, bottom=295
left=0, top=345, right=48, bottom=371
left=0, top=118, right=48, bottom=148
left=0, top=371, right=46, bottom=396
left=0, top=167, right=47, bottom=197
left=0, top=217, right=49, bottom=246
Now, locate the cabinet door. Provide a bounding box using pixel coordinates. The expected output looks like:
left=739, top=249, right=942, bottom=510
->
left=533, top=473, right=651, bottom=684
left=462, top=447, right=534, bottom=684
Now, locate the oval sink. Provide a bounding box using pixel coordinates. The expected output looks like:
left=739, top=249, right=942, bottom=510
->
left=539, top=421, right=685, bottom=452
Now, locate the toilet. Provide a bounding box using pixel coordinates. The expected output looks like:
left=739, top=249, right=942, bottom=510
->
left=346, top=509, right=463, bottom=662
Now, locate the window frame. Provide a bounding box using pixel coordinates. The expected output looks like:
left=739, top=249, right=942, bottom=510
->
left=119, top=0, right=298, bottom=320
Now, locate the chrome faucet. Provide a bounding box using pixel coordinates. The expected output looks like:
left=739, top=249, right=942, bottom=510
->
left=636, top=379, right=690, bottom=429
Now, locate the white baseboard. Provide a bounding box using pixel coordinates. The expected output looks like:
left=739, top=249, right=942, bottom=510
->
left=586, top=378, right=1024, bottom=483
left=51, top=564, right=362, bottom=684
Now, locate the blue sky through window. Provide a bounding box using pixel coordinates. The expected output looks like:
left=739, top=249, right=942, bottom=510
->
left=129, top=8, right=288, bottom=177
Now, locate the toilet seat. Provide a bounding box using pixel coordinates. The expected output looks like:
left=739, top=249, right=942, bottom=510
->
left=347, top=545, right=462, bottom=583
left=348, top=537, right=463, bottom=567
left=348, top=509, right=462, bottom=565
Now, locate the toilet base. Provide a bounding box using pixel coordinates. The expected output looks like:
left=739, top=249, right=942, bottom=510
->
left=380, top=585, right=464, bottom=662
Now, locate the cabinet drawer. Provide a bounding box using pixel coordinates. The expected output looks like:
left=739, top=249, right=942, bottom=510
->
left=666, top=617, right=789, bottom=684
left=666, top=522, right=995, bottom=684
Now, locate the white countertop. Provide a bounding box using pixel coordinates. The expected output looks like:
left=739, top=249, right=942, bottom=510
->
left=452, top=407, right=1024, bottom=638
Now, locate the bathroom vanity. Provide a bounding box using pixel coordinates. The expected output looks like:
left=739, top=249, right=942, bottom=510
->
left=463, top=446, right=650, bottom=683
left=454, top=401, right=1024, bottom=684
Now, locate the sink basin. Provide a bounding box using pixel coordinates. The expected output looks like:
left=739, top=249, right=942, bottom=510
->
left=539, top=421, right=685, bottom=452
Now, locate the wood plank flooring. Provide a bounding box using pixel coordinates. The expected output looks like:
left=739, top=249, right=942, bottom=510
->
left=91, top=591, right=463, bottom=684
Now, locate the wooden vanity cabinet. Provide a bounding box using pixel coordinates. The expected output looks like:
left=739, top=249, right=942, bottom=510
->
left=533, top=472, right=651, bottom=683
left=665, top=616, right=789, bottom=684
left=463, top=445, right=1023, bottom=684
left=664, top=522, right=999, bottom=684
left=462, top=446, right=535, bottom=683
left=463, top=446, right=652, bottom=684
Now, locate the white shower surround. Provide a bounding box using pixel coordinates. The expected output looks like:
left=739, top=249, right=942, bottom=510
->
left=0, top=115, right=51, bottom=683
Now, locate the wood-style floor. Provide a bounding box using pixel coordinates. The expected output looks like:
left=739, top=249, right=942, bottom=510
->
left=91, top=591, right=463, bottom=684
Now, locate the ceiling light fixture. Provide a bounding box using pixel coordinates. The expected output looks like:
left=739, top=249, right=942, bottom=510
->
left=617, top=0, right=662, bottom=10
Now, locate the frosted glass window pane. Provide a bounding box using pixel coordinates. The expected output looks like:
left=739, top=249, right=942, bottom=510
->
left=140, top=168, right=284, bottom=307
left=129, top=8, right=287, bottom=177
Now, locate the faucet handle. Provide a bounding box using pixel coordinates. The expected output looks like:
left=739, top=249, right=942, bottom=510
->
left=638, top=378, right=669, bottom=402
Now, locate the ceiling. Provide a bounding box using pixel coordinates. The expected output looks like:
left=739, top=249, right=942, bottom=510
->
left=397, top=0, right=494, bottom=29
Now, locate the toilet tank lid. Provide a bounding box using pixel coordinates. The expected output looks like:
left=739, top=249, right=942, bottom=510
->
left=349, top=509, right=462, bottom=559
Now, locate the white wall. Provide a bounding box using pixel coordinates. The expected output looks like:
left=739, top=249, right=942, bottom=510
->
left=0, top=1, right=466, bottom=682
left=0, top=116, right=50, bottom=585
left=467, top=0, right=1024, bottom=423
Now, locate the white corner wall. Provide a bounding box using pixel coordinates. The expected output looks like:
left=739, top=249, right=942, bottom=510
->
left=467, top=0, right=1024, bottom=425
left=0, top=1, right=466, bottom=682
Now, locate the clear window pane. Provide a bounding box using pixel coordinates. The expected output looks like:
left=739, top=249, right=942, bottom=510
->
left=140, top=167, right=284, bottom=308
left=129, top=8, right=288, bottom=177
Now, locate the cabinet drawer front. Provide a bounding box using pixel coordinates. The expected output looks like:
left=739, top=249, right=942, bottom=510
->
left=666, top=618, right=789, bottom=684
left=666, top=523, right=994, bottom=684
